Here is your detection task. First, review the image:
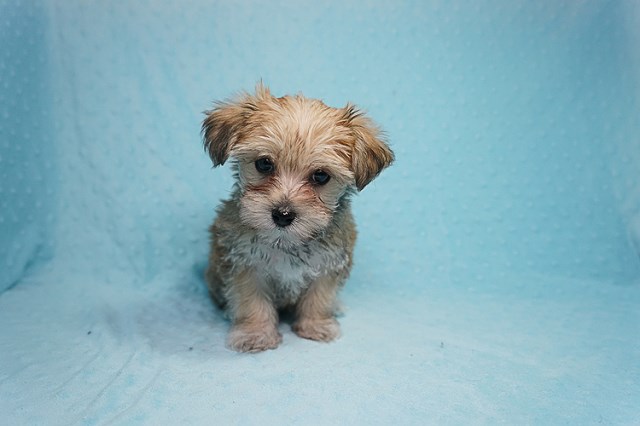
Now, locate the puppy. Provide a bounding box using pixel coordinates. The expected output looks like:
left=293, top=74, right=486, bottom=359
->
left=202, top=84, right=393, bottom=352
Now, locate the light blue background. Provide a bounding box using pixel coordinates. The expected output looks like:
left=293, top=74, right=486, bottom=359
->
left=1, top=1, right=639, bottom=424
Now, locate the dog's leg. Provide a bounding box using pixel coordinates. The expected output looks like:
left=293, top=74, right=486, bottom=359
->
left=293, top=274, right=341, bottom=342
left=226, top=269, right=281, bottom=352
left=205, top=263, right=227, bottom=309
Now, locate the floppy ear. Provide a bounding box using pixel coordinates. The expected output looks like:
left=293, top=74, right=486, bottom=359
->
left=202, top=86, right=270, bottom=166
left=202, top=100, right=250, bottom=166
left=343, top=105, right=394, bottom=191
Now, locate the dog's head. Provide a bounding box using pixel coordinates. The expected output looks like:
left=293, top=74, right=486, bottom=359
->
left=202, top=84, right=393, bottom=245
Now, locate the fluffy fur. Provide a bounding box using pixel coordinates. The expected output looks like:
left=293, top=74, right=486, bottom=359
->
left=202, top=84, right=393, bottom=352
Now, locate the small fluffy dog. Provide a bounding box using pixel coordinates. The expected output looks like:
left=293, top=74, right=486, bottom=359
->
left=202, top=84, right=393, bottom=352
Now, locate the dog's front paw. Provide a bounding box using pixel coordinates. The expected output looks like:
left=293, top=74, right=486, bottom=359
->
left=227, top=324, right=282, bottom=353
left=293, top=318, right=341, bottom=342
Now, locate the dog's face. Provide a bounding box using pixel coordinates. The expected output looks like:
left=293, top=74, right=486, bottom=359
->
left=203, top=84, right=393, bottom=246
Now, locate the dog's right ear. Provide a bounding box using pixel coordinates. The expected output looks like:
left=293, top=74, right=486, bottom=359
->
left=203, top=85, right=272, bottom=166
left=202, top=98, right=255, bottom=166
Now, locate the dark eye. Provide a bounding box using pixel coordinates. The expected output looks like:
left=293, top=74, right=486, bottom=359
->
left=311, top=170, right=331, bottom=185
left=255, top=157, right=274, bottom=174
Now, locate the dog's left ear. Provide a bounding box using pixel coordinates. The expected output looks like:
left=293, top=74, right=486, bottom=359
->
left=342, top=105, right=394, bottom=191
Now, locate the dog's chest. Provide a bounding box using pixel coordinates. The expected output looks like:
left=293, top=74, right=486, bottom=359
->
left=237, top=238, right=349, bottom=303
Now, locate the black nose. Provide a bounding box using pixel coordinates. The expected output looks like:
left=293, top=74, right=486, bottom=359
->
left=272, top=208, right=296, bottom=227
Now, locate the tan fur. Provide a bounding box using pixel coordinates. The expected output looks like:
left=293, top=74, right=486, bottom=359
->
left=225, top=269, right=281, bottom=352
left=293, top=274, right=343, bottom=341
left=202, top=84, right=392, bottom=352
